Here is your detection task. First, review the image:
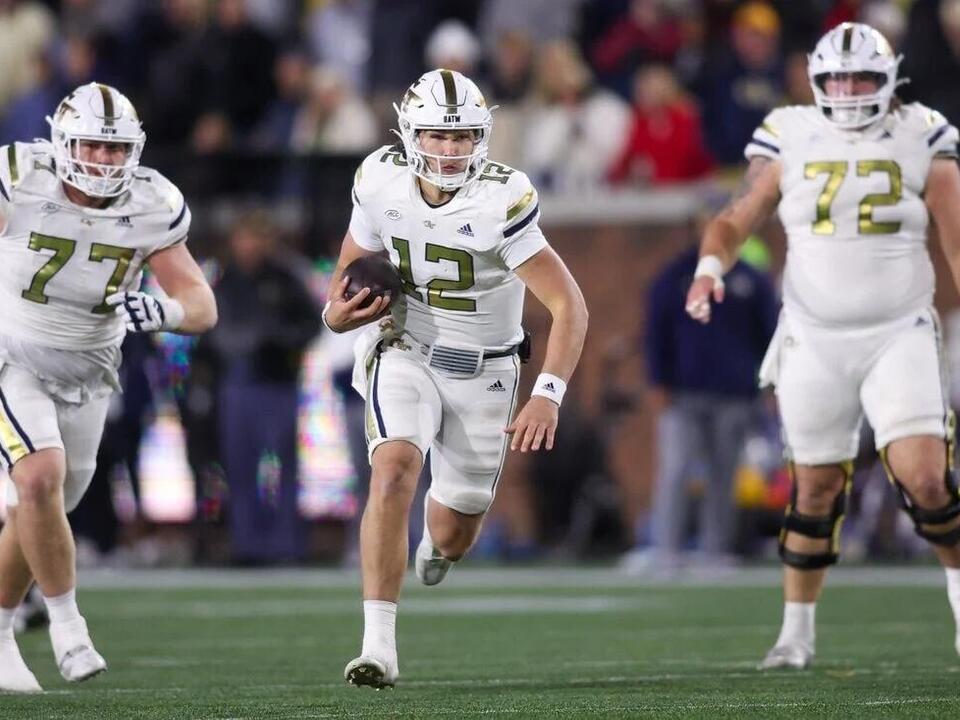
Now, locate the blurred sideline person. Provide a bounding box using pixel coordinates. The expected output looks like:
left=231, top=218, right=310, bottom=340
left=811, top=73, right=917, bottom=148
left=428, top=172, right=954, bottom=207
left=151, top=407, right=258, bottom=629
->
left=686, top=23, right=960, bottom=669
left=324, top=69, right=588, bottom=688
left=0, top=82, right=216, bottom=693
left=626, top=240, right=777, bottom=574
left=206, top=212, right=321, bottom=564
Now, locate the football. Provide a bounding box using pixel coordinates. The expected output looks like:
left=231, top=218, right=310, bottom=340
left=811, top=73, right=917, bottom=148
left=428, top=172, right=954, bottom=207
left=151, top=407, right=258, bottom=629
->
left=343, top=255, right=403, bottom=309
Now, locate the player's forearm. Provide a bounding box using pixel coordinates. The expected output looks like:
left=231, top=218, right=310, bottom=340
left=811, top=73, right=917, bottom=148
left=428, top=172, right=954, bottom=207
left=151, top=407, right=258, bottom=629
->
left=700, top=216, right=747, bottom=272
left=171, top=282, right=217, bottom=334
left=538, top=296, right=588, bottom=382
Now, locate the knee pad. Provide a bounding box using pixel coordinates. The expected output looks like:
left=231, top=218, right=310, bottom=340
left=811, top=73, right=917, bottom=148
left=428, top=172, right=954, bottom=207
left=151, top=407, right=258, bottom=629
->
left=879, top=447, right=960, bottom=547
left=778, top=461, right=853, bottom=570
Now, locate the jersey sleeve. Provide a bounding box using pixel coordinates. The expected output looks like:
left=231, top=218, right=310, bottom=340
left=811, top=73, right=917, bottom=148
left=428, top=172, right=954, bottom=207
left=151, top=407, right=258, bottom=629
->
left=347, top=161, right=384, bottom=251
left=924, top=110, right=959, bottom=160
left=151, top=185, right=191, bottom=253
left=0, top=142, right=27, bottom=215
left=745, top=108, right=786, bottom=162
left=498, top=171, right=548, bottom=270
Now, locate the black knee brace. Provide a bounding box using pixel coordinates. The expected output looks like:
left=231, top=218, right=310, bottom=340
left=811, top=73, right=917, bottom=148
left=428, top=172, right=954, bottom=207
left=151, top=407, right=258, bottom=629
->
left=879, top=447, right=960, bottom=547
left=778, top=461, right=853, bottom=570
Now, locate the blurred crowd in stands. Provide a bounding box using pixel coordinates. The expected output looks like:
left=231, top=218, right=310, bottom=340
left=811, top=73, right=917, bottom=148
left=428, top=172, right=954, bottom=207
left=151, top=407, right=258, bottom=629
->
left=3, top=0, right=956, bottom=191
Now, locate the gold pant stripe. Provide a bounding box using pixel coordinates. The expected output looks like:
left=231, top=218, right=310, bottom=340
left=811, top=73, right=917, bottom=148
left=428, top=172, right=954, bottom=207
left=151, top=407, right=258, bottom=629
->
left=0, top=402, right=28, bottom=465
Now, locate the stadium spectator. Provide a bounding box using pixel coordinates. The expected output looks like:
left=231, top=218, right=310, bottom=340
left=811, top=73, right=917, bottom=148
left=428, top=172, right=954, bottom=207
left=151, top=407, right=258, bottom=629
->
left=478, top=0, right=583, bottom=56
left=0, top=0, right=55, bottom=119
left=521, top=39, right=631, bottom=192
left=624, top=239, right=778, bottom=574
left=590, top=0, right=685, bottom=98
left=484, top=30, right=535, bottom=167
left=695, top=1, right=783, bottom=165
left=250, top=47, right=312, bottom=152
left=900, top=0, right=960, bottom=128
left=305, top=0, right=374, bottom=96
left=206, top=212, right=322, bottom=564
left=424, top=19, right=482, bottom=80
left=289, top=66, right=378, bottom=154
left=608, top=65, right=714, bottom=185
left=193, top=0, right=278, bottom=146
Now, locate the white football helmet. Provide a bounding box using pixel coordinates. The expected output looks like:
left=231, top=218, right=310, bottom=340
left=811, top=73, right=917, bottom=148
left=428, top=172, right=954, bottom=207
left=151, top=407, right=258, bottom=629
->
left=46, top=82, right=146, bottom=197
left=393, top=69, right=493, bottom=191
left=808, top=22, right=902, bottom=130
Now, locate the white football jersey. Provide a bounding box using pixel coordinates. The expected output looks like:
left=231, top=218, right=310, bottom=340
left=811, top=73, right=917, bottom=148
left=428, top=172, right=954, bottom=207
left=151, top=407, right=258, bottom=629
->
left=746, top=103, right=959, bottom=327
left=348, top=144, right=548, bottom=350
left=0, top=140, right=190, bottom=350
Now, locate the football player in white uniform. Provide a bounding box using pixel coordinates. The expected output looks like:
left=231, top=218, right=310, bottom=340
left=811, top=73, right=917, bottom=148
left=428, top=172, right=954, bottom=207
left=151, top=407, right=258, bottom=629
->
left=0, top=83, right=216, bottom=693
left=687, top=23, right=960, bottom=669
left=324, top=69, right=588, bottom=688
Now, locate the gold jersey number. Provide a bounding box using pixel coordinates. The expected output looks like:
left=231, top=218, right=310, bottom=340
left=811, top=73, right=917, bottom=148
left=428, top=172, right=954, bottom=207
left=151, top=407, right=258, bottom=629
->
left=805, top=160, right=902, bottom=236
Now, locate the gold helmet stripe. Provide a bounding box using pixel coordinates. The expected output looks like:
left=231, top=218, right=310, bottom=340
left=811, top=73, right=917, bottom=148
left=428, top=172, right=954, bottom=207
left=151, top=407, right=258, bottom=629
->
left=439, top=69, right=458, bottom=113
left=841, top=25, right=853, bottom=54
left=97, top=83, right=115, bottom=127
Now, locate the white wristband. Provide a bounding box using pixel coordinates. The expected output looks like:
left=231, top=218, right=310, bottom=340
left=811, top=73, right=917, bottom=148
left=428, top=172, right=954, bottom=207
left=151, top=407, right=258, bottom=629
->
left=321, top=300, right=339, bottom=333
left=694, top=255, right=725, bottom=287
left=160, top=296, right=185, bottom=331
left=531, top=373, right=566, bottom=406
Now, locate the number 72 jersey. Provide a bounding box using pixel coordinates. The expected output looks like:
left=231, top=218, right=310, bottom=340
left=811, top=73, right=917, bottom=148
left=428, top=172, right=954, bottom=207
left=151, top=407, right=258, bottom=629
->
left=348, top=144, right=548, bottom=350
left=746, top=102, right=959, bottom=327
left=0, top=141, right=190, bottom=350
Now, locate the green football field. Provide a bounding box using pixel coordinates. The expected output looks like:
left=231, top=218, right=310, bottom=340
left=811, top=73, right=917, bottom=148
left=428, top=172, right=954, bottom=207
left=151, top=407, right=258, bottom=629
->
left=3, top=566, right=960, bottom=719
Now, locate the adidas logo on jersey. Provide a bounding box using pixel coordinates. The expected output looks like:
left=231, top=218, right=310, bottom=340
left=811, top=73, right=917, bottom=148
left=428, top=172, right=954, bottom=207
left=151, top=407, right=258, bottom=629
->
left=457, top=223, right=475, bottom=237
left=116, top=216, right=132, bottom=227
left=487, top=379, right=506, bottom=392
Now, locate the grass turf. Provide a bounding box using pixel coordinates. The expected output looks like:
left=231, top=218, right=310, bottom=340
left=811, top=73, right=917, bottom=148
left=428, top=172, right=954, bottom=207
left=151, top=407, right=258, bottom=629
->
left=3, top=568, right=959, bottom=719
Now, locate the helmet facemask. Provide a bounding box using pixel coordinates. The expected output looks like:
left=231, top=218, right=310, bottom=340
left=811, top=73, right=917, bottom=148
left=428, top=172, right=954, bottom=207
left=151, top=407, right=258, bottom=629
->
left=807, top=22, right=902, bottom=131
left=50, top=134, right=144, bottom=198
left=810, top=70, right=894, bottom=130
left=392, top=69, right=494, bottom=192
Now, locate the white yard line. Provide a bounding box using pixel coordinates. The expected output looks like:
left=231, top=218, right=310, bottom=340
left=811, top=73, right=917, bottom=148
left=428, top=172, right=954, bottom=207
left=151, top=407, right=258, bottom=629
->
left=75, top=565, right=950, bottom=590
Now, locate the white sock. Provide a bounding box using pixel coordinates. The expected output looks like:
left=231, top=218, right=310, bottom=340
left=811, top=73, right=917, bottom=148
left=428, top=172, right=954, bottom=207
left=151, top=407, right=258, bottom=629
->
left=43, top=588, right=81, bottom=625
left=361, top=600, right=397, bottom=661
left=774, top=601, right=816, bottom=650
left=0, top=606, right=16, bottom=633
left=945, top=568, right=960, bottom=628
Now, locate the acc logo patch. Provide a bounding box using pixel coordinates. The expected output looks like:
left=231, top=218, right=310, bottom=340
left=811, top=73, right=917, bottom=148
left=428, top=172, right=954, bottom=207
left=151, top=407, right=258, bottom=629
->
left=384, top=209, right=402, bottom=220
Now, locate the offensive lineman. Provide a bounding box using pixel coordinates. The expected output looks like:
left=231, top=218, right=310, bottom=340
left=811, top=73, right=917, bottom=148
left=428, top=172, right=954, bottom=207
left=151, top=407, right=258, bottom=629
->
left=324, top=69, right=588, bottom=688
left=0, top=83, right=216, bottom=692
left=686, top=23, right=960, bottom=668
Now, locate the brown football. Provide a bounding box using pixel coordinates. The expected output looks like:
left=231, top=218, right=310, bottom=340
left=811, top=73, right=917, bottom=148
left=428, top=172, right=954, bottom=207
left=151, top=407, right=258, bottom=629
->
left=343, top=255, right=403, bottom=309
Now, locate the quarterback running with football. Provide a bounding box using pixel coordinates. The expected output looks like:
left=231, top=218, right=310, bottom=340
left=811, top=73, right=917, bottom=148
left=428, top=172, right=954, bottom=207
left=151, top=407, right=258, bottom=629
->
left=324, top=68, right=588, bottom=688
left=0, top=83, right=216, bottom=692
left=687, top=22, right=960, bottom=669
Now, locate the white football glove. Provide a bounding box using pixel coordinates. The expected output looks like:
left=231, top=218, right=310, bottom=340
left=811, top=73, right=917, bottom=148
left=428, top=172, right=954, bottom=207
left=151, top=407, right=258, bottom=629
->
left=106, top=291, right=185, bottom=333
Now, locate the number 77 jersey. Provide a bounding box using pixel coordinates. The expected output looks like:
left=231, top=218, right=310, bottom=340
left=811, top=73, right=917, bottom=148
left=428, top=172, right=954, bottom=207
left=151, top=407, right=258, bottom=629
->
left=0, top=141, right=190, bottom=350
left=746, top=102, right=959, bottom=328
left=348, top=144, right=548, bottom=350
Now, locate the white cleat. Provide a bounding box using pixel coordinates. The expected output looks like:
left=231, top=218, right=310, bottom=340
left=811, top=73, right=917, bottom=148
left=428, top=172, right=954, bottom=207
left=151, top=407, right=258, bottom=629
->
left=50, top=618, right=107, bottom=683
left=757, top=641, right=814, bottom=670
left=415, top=536, right=453, bottom=586
left=0, top=629, right=42, bottom=693
left=344, top=655, right=398, bottom=689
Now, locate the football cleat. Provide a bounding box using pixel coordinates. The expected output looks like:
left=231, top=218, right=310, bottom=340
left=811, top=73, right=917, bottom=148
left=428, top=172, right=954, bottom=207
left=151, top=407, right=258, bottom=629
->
left=344, top=655, right=398, bottom=689
left=415, top=536, right=453, bottom=586
left=757, top=641, right=814, bottom=670
left=0, top=629, right=42, bottom=693
left=50, top=618, right=107, bottom=682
